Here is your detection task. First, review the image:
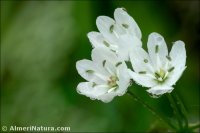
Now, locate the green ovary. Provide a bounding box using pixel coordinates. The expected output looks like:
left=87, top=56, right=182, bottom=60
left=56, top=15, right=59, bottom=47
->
left=107, top=76, right=119, bottom=88
left=154, top=68, right=167, bottom=82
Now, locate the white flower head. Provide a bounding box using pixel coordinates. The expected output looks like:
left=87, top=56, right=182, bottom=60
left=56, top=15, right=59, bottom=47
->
left=76, top=47, right=130, bottom=103
left=128, top=32, right=186, bottom=98
left=87, top=8, right=142, bottom=61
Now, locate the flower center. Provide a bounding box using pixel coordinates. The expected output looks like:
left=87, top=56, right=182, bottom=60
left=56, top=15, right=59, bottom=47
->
left=107, top=75, right=119, bottom=88
left=154, top=68, right=167, bottom=82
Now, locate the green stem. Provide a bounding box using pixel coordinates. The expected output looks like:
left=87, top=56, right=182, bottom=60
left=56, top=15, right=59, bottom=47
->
left=190, top=123, right=200, bottom=129
left=173, top=92, right=188, bottom=128
left=167, top=94, right=183, bottom=129
left=127, top=90, right=177, bottom=130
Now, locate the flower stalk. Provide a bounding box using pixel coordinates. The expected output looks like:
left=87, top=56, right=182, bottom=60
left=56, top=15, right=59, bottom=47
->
left=167, top=93, right=183, bottom=129
left=127, top=90, right=177, bottom=130
left=173, top=92, right=188, bottom=128
left=190, top=123, right=200, bottom=129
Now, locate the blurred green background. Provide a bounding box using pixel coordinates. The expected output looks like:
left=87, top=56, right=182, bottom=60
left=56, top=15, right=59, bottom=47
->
left=1, top=0, right=199, bottom=132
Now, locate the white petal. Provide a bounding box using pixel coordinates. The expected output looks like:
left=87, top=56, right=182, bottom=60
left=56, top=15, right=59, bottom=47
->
left=104, top=60, right=116, bottom=75
left=97, top=92, right=118, bottom=103
left=129, top=47, right=154, bottom=73
left=96, top=16, right=117, bottom=43
left=114, top=8, right=142, bottom=39
left=91, top=47, right=119, bottom=66
left=87, top=31, right=118, bottom=52
left=118, top=34, right=142, bottom=61
left=128, top=70, right=156, bottom=87
left=118, top=34, right=142, bottom=47
left=165, top=66, right=186, bottom=86
left=77, top=82, right=109, bottom=101
left=116, top=63, right=130, bottom=95
left=147, top=85, right=174, bottom=96
left=76, top=59, right=107, bottom=84
left=87, top=32, right=106, bottom=48
left=170, top=41, right=186, bottom=69
left=147, top=32, right=168, bottom=67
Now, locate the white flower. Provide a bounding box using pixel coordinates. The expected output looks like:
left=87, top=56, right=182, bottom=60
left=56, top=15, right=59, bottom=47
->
left=87, top=8, right=142, bottom=61
left=76, top=47, right=130, bottom=103
left=128, top=32, right=186, bottom=97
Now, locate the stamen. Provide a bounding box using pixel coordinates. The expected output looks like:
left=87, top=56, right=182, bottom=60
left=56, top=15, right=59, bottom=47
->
left=139, top=71, right=146, bottom=74
left=122, top=24, right=129, bottom=29
left=107, top=87, right=117, bottom=93
left=168, top=67, right=174, bottom=72
left=144, top=59, right=148, bottom=63
left=86, top=70, right=94, bottom=73
left=102, top=60, right=106, bottom=67
left=110, top=25, right=114, bottom=33
left=111, top=49, right=116, bottom=52
left=166, top=55, right=171, bottom=61
left=154, top=72, right=160, bottom=79
left=115, top=62, right=122, bottom=67
left=155, top=45, right=159, bottom=53
left=103, top=41, right=110, bottom=47
left=92, top=82, right=97, bottom=87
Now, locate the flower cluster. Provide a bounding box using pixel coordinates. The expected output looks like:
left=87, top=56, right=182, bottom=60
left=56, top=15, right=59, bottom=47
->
left=76, top=8, right=186, bottom=102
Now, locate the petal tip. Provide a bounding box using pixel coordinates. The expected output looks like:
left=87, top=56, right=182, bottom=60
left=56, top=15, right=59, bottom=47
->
left=174, top=40, right=185, bottom=47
